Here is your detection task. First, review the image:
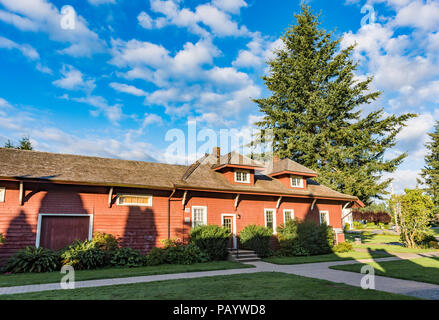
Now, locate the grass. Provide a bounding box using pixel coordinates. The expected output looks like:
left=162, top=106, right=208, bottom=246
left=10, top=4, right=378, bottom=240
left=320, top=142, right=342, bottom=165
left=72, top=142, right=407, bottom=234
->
left=330, top=257, right=439, bottom=285
left=345, top=232, right=401, bottom=244
left=431, top=228, right=439, bottom=236
left=0, top=261, right=250, bottom=288
left=263, top=251, right=392, bottom=265
left=352, top=243, right=439, bottom=253
left=0, top=272, right=416, bottom=300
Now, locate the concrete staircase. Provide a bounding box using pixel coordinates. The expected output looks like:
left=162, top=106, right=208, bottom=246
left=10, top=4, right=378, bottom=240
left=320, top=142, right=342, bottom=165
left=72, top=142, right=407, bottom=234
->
left=228, top=249, right=261, bottom=263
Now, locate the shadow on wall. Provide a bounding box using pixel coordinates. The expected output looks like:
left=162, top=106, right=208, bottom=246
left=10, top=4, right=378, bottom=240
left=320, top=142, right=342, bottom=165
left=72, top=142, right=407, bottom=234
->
left=1, top=210, right=35, bottom=265
left=121, top=206, right=158, bottom=254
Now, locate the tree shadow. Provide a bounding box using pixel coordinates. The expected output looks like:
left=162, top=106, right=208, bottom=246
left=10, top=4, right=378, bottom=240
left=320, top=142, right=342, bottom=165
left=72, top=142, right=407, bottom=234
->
left=120, top=205, right=158, bottom=254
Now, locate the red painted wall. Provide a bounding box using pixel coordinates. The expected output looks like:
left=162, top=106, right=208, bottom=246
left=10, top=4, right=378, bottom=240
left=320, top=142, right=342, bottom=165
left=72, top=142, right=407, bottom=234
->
left=0, top=180, right=344, bottom=264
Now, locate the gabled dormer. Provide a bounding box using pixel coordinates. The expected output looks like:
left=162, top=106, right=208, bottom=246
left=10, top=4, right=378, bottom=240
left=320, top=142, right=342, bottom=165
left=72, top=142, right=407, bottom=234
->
left=268, top=157, right=318, bottom=190
left=210, top=148, right=263, bottom=186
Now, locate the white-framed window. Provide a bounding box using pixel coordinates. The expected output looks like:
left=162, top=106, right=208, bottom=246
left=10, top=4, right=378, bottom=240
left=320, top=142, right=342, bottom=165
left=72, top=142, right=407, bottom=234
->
left=0, top=187, right=5, bottom=202
left=234, top=169, right=250, bottom=183
left=192, top=206, right=207, bottom=228
left=283, top=209, right=294, bottom=224
left=264, top=208, right=277, bottom=234
left=319, top=210, right=329, bottom=225
left=290, top=175, right=304, bottom=188
left=116, top=194, right=152, bottom=206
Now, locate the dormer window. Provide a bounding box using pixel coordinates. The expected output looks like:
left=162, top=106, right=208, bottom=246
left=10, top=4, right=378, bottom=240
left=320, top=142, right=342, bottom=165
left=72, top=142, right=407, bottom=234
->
left=290, top=175, right=304, bottom=188
left=235, top=169, right=250, bottom=183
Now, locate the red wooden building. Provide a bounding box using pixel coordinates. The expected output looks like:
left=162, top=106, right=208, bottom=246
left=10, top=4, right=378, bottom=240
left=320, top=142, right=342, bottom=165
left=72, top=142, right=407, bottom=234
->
left=0, top=147, right=363, bottom=263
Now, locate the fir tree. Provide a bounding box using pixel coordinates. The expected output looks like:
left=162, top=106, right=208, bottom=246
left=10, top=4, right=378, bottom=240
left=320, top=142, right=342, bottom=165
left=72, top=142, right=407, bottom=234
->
left=3, top=136, right=33, bottom=150
left=421, top=121, right=439, bottom=216
left=254, top=5, right=416, bottom=204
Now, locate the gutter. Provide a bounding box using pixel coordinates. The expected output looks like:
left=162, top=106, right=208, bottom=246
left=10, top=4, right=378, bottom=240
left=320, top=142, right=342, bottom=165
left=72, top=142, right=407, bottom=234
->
left=167, top=188, right=176, bottom=239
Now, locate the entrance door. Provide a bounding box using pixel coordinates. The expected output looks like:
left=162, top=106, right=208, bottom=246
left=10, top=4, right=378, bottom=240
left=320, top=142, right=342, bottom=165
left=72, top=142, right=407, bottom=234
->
left=38, top=215, right=91, bottom=250
left=222, top=215, right=237, bottom=249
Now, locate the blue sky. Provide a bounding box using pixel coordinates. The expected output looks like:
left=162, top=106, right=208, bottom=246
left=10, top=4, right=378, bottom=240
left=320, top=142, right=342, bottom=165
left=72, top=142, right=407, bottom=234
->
left=0, top=0, right=438, bottom=195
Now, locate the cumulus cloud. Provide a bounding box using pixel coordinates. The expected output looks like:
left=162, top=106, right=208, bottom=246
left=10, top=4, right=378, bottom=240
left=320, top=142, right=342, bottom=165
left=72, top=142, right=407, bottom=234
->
left=109, top=82, right=147, bottom=96
left=0, top=0, right=106, bottom=57
left=137, top=0, right=250, bottom=37
left=71, top=95, right=122, bottom=124
left=52, top=65, right=96, bottom=92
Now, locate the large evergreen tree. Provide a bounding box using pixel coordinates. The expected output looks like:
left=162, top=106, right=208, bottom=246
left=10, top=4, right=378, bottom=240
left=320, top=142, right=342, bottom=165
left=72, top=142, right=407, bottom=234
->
left=254, top=5, right=416, bottom=204
left=421, top=121, right=439, bottom=216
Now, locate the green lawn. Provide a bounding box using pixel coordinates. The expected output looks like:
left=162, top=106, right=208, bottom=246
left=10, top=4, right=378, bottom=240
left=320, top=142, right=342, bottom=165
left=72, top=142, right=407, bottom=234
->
left=345, top=232, right=401, bottom=244
left=0, top=261, right=250, bottom=288
left=263, top=251, right=392, bottom=265
left=330, top=257, right=439, bottom=285
left=352, top=243, right=439, bottom=254
left=0, top=272, right=416, bottom=300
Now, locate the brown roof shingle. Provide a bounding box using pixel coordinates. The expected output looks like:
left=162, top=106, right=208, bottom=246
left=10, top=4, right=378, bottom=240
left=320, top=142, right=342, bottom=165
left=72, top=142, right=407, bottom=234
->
left=0, top=148, right=359, bottom=202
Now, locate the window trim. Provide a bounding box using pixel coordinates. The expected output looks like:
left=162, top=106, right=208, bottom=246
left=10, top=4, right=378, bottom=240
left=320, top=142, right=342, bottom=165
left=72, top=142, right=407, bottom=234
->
left=116, top=194, right=153, bottom=207
left=283, top=209, right=295, bottom=223
left=192, top=205, right=207, bottom=228
left=234, top=169, right=251, bottom=184
left=290, top=175, right=304, bottom=188
left=264, top=208, right=277, bottom=234
left=319, top=210, right=330, bottom=225
left=0, top=187, right=5, bottom=202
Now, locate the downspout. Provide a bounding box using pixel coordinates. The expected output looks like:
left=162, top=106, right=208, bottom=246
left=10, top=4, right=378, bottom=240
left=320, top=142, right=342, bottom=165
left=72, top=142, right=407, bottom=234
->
left=168, top=188, right=176, bottom=239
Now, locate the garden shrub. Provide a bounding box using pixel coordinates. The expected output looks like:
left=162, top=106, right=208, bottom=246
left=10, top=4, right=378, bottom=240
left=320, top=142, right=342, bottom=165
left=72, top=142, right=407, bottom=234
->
left=344, top=223, right=350, bottom=231
left=332, top=242, right=353, bottom=253
left=2, top=246, right=61, bottom=273
left=92, top=232, right=119, bottom=251
left=0, top=233, right=5, bottom=244
left=60, top=240, right=108, bottom=270
left=159, top=238, right=209, bottom=265
left=190, top=225, right=231, bottom=260
left=415, top=233, right=439, bottom=249
left=276, top=219, right=335, bottom=256
left=144, top=247, right=165, bottom=266
left=110, top=247, right=146, bottom=267
left=239, top=225, right=273, bottom=257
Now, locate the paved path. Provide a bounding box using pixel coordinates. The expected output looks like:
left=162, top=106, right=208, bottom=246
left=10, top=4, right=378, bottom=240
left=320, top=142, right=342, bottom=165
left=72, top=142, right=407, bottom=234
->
left=1, top=252, right=439, bottom=299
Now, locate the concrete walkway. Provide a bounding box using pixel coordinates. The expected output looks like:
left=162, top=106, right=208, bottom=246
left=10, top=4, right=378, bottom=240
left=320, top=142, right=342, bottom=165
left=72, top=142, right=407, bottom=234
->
left=1, top=252, right=439, bottom=299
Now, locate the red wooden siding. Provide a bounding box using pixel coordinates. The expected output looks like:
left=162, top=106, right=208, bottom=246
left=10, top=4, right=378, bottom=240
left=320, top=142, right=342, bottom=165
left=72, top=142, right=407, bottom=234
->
left=39, top=215, right=90, bottom=250
left=0, top=180, right=345, bottom=264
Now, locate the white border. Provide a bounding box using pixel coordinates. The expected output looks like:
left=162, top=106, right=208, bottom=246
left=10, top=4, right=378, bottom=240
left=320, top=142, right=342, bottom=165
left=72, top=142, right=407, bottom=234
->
left=0, top=187, right=5, bottom=202
left=319, top=210, right=330, bottom=225
left=116, top=194, right=153, bottom=207
left=35, top=213, right=94, bottom=248
left=221, top=213, right=237, bottom=249
left=191, top=205, right=207, bottom=228
left=264, top=208, right=277, bottom=234
left=290, top=175, right=304, bottom=188
left=283, top=209, right=295, bottom=223
left=234, top=169, right=251, bottom=183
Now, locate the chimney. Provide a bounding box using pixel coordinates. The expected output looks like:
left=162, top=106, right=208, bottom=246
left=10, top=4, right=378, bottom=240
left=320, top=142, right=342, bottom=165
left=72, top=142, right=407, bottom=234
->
left=273, top=155, right=280, bottom=163
left=213, top=147, right=221, bottom=163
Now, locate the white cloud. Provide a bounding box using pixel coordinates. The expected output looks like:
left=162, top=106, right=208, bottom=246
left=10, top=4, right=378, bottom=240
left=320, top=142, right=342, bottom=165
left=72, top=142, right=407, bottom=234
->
left=206, top=66, right=251, bottom=87
left=139, top=0, right=250, bottom=37
left=0, top=35, right=39, bottom=59
left=0, top=0, right=106, bottom=57
left=393, top=0, right=439, bottom=31
left=212, top=0, right=247, bottom=14
left=142, top=113, right=163, bottom=127
left=110, top=82, right=147, bottom=96
left=71, top=95, right=122, bottom=124
left=53, top=65, right=96, bottom=92
left=87, top=0, right=116, bottom=5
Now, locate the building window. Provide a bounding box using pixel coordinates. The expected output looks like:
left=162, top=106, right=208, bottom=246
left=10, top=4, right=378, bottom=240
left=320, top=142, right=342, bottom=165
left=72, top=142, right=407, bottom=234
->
left=0, top=187, right=5, bottom=202
left=319, top=211, right=329, bottom=225
left=192, top=206, right=207, bottom=228
left=290, top=176, right=304, bottom=188
left=117, top=194, right=152, bottom=206
left=235, top=170, right=250, bottom=183
left=283, top=209, right=294, bottom=223
left=264, top=209, right=276, bottom=234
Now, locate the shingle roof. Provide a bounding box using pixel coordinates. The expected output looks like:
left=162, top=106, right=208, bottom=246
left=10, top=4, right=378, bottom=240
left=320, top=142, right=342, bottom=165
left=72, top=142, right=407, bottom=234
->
left=0, top=148, right=359, bottom=202
left=211, top=151, right=264, bottom=169
left=266, top=158, right=318, bottom=176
